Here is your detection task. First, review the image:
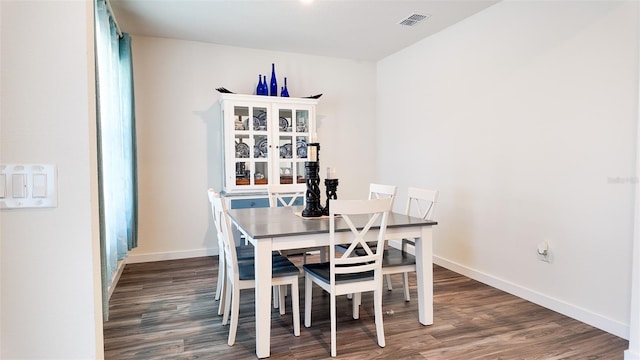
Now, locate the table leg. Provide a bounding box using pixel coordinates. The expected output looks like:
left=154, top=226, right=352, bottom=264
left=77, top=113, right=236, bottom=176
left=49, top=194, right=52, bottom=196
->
left=415, top=226, right=434, bottom=325
left=254, top=238, right=273, bottom=358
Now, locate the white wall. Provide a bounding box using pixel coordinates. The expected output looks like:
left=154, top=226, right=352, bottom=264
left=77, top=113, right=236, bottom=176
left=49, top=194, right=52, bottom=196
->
left=377, top=0, right=637, bottom=339
left=127, top=36, right=377, bottom=262
left=0, top=1, right=103, bottom=358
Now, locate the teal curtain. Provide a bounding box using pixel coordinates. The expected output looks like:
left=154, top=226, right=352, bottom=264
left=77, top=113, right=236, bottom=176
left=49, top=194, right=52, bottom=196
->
left=119, top=33, right=138, bottom=251
left=94, top=0, right=138, bottom=320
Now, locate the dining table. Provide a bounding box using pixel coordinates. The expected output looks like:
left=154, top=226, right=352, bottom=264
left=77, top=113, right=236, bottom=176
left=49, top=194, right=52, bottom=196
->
left=227, top=205, right=438, bottom=358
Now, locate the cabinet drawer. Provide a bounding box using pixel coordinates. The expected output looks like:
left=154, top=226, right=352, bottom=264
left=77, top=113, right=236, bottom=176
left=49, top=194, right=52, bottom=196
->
left=228, top=196, right=303, bottom=209
left=230, top=198, right=270, bottom=209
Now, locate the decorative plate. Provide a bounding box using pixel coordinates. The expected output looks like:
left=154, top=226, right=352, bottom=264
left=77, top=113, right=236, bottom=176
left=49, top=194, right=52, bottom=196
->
left=296, top=139, right=307, bottom=158
left=280, top=143, right=293, bottom=159
left=235, top=141, right=250, bottom=158
left=279, top=117, right=289, bottom=131
left=250, top=116, right=258, bottom=130
left=255, top=138, right=268, bottom=158
left=256, top=112, right=267, bottom=128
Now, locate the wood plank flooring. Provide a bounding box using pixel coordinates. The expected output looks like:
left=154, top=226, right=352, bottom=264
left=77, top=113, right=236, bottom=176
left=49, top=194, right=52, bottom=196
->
left=104, top=255, right=628, bottom=359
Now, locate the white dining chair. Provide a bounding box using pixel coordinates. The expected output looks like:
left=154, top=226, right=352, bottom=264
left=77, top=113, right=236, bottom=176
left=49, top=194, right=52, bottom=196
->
left=382, top=187, right=439, bottom=301
left=208, top=188, right=297, bottom=315
left=267, top=184, right=306, bottom=309
left=303, top=197, right=392, bottom=357
left=209, top=191, right=226, bottom=304
left=339, top=183, right=397, bottom=301
left=209, top=189, right=266, bottom=316
left=209, top=190, right=245, bottom=315
left=268, top=183, right=326, bottom=265
left=268, top=183, right=306, bottom=207
left=208, top=190, right=294, bottom=317
left=209, top=190, right=301, bottom=346
left=368, top=184, right=397, bottom=291
left=369, top=183, right=397, bottom=202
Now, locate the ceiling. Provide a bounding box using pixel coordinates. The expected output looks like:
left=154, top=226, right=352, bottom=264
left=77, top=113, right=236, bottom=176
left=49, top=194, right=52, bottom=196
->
left=109, top=0, right=500, bottom=62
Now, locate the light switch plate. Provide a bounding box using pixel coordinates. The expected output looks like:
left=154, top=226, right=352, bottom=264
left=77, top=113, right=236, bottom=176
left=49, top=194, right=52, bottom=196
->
left=0, top=164, right=57, bottom=209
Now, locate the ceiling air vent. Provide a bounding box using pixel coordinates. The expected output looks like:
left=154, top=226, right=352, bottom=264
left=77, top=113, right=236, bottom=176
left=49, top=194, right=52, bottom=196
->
left=398, top=13, right=430, bottom=27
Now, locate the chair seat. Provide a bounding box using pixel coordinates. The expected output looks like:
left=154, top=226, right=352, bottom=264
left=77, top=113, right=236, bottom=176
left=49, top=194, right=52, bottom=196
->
left=238, top=256, right=300, bottom=281
left=381, top=248, right=416, bottom=267
left=236, top=244, right=280, bottom=260
left=303, top=262, right=374, bottom=284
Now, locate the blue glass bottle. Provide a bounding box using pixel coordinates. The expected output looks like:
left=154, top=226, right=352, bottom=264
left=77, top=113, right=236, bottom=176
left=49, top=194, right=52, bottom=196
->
left=281, top=77, right=289, bottom=97
left=270, top=63, right=278, bottom=96
left=258, top=75, right=268, bottom=95
left=256, top=75, right=262, bottom=95
left=261, top=75, right=267, bottom=95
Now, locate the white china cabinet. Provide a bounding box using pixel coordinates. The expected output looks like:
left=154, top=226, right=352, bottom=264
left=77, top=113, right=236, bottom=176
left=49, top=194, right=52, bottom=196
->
left=219, top=94, right=318, bottom=207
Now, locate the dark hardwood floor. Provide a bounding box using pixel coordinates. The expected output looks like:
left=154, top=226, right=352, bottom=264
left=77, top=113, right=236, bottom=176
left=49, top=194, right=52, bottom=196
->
left=104, top=255, right=628, bottom=359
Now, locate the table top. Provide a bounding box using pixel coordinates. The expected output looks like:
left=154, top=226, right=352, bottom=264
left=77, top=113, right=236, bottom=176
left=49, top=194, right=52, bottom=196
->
left=227, top=206, right=438, bottom=240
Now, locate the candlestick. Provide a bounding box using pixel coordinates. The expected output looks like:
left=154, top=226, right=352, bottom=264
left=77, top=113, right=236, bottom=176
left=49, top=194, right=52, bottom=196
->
left=302, top=141, right=322, bottom=217
left=322, top=178, right=339, bottom=216
left=302, top=161, right=323, bottom=217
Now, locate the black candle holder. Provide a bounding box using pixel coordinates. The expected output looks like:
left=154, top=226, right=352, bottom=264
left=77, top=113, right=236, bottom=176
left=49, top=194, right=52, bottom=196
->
left=322, top=179, right=339, bottom=216
left=302, top=161, right=323, bottom=217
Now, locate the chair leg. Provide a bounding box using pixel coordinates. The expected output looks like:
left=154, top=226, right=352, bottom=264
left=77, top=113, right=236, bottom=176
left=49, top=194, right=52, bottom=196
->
left=279, top=285, right=286, bottom=315
left=374, top=288, right=386, bottom=348
left=385, top=274, right=393, bottom=291
left=215, top=263, right=223, bottom=301
left=291, top=281, right=300, bottom=336
left=273, top=285, right=279, bottom=309
left=222, top=279, right=232, bottom=325
left=216, top=242, right=225, bottom=301
left=228, top=286, right=240, bottom=346
left=330, top=293, right=337, bottom=357
left=352, top=293, right=360, bottom=319
left=304, top=275, right=312, bottom=328
left=402, top=272, right=411, bottom=301
left=218, top=274, right=227, bottom=316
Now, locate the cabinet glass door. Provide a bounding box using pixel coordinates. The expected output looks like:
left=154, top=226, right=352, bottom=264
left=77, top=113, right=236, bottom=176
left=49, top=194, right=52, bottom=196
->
left=276, top=107, right=310, bottom=185
left=233, top=105, right=270, bottom=188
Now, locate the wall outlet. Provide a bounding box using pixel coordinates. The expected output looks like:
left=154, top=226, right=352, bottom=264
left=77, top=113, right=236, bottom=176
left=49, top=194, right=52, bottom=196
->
left=537, top=241, right=551, bottom=262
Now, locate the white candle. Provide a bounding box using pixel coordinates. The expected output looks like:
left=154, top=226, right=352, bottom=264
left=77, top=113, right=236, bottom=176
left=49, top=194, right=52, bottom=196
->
left=327, top=167, right=336, bottom=179
left=311, top=134, right=318, bottom=143
left=309, top=146, right=317, bottom=161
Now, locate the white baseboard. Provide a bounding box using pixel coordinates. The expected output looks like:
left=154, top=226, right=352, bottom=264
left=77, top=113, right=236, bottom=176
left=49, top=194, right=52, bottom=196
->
left=625, top=349, right=640, bottom=360
left=107, top=260, right=126, bottom=300
left=125, top=248, right=219, bottom=264
left=433, top=255, right=630, bottom=340
left=387, top=240, right=629, bottom=340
